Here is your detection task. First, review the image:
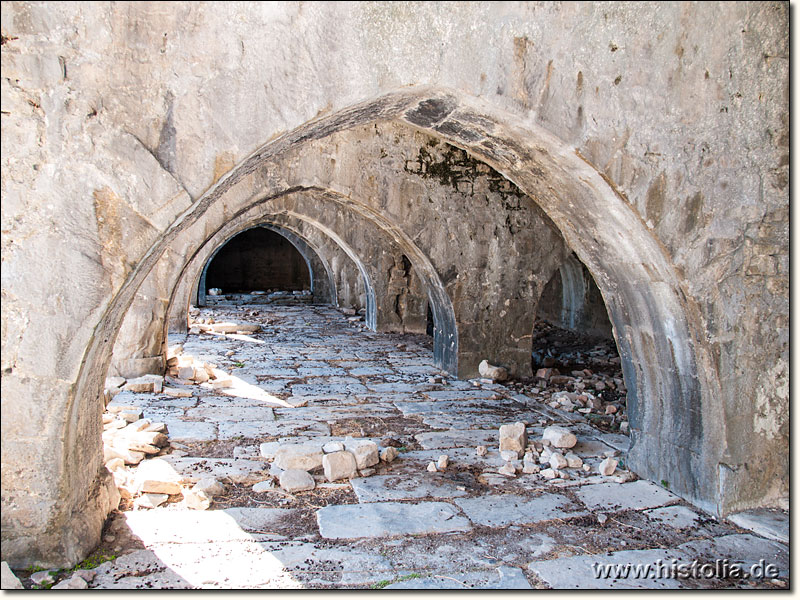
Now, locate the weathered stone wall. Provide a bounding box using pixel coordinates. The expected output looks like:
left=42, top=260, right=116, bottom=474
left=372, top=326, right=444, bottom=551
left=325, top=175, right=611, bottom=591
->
left=0, top=1, right=788, bottom=567
left=538, top=254, right=614, bottom=339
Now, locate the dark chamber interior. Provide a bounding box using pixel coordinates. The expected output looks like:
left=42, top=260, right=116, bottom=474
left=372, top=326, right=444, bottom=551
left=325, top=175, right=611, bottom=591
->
left=205, top=227, right=311, bottom=293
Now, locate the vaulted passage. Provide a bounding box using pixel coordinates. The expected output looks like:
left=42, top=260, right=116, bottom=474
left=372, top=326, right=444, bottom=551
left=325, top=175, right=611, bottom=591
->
left=204, top=228, right=311, bottom=295
left=1, top=2, right=787, bottom=578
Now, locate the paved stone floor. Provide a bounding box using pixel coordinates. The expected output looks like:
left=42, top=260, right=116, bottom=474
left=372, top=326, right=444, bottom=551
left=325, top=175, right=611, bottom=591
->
left=90, top=305, right=787, bottom=589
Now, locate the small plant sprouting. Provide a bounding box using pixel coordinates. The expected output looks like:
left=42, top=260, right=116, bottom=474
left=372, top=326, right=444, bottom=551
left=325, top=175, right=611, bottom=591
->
left=369, top=573, right=422, bottom=589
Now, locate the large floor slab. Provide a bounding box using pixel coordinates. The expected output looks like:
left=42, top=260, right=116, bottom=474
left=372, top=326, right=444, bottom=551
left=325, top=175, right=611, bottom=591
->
left=574, top=480, right=680, bottom=512
left=454, top=493, right=587, bottom=527
left=385, top=566, right=531, bottom=589
left=727, top=509, right=789, bottom=544
left=316, top=502, right=472, bottom=539
left=350, top=474, right=470, bottom=502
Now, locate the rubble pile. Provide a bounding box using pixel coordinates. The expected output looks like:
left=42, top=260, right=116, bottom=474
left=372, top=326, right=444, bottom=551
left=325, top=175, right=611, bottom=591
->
left=508, top=321, right=629, bottom=435
left=204, top=289, right=313, bottom=306
left=101, top=371, right=232, bottom=512
left=482, top=422, right=630, bottom=484
left=257, top=438, right=399, bottom=493
left=163, top=345, right=234, bottom=389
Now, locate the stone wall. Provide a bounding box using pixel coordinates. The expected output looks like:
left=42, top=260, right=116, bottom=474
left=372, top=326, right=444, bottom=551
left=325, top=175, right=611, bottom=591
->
left=538, top=254, right=614, bottom=340
left=0, top=2, right=788, bottom=567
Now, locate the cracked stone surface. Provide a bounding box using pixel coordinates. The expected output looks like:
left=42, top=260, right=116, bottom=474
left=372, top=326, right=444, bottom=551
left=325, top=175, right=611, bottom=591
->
left=83, top=305, right=787, bottom=589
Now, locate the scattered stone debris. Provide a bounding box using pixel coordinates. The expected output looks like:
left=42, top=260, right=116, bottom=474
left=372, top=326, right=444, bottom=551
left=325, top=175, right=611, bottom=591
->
left=30, top=570, right=55, bottom=586
left=252, top=480, right=275, bottom=493
left=279, top=469, right=316, bottom=493
left=52, top=575, right=89, bottom=590
left=499, top=422, right=527, bottom=457
left=542, top=426, right=577, bottom=449
left=380, top=447, right=399, bottom=463
left=323, top=451, right=358, bottom=482
left=478, top=359, right=508, bottom=382
left=498, top=462, right=517, bottom=477
left=476, top=445, right=488, bottom=457
left=599, top=457, right=619, bottom=476
left=192, top=477, right=225, bottom=497
left=437, top=455, right=449, bottom=470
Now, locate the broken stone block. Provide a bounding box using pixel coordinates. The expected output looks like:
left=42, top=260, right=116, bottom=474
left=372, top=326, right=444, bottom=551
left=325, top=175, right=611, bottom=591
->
left=523, top=461, right=540, bottom=474
left=163, top=386, right=192, bottom=398
left=211, top=377, right=234, bottom=389
left=126, top=442, right=160, bottom=455
left=345, top=440, right=379, bottom=470
left=500, top=449, right=519, bottom=462
left=72, top=570, right=95, bottom=584
left=535, top=368, right=554, bottom=380
left=437, top=455, right=449, bottom=470
left=605, top=404, right=617, bottom=415
left=380, top=447, right=399, bottom=463
left=476, top=445, right=488, bottom=457
left=135, top=493, right=169, bottom=509
left=135, top=458, right=182, bottom=495
left=105, top=457, right=125, bottom=472
left=540, top=468, right=557, bottom=479
left=620, top=421, right=629, bottom=434
left=427, top=461, right=438, bottom=472
left=192, top=477, right=225, bottom=497
left=120, top=410, right=144, bottom=423
left=273, top=443, right=324, bottom=471
left=144, top=422, right=167, bottom=434
left=133, top=431, right=168, bottom=446
left=104, top=445, right=145, bottom=466
left=359, top=468, right=376, bottom=477
left=598, top=457, right=618, bottom=476
left=549, top=452, right=568, bottom=470
left=280, top=469, right=316, bottom=492
left=177, top=366, right=195, bottom=380
left=565, top=453, right=583, bottom=468
left=183, top=489, right=211, bottom=510
left=614, top=472, right=635, bottom=483
left=542, top=426, right=577, bottom=449
left=498, top=462, right=517, bottom=477
left=165, top=374, right=194, bottom=386
left=252, top=480, right=275, bottom=493
left=479, top=359, right=508, bottom=381
left=52, top=576, right=88, bottom=590
left=31, top=570, right=56, bottom=586
left=123, top=374, right=163, bottom=393
left=499, top=421, right=527, bottom=457
left=193, top=367, right=210, bottom=383
left=323, top=451, right=358, bottom=482
left=123, top=418, right=152, bottom=432
left=323, top=441, right=345, bottom=453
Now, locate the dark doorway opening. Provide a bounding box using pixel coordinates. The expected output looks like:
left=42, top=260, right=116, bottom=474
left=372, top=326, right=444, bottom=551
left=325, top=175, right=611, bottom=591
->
left=205, top=228, right=311, bottom=294
left=426, top=304, right=434, bottom=337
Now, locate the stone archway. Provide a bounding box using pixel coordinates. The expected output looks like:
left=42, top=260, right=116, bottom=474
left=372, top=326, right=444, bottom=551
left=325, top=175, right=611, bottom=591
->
left=194, top=225, right=332, bottom=307
left=8, top=87, right=729, bottom=567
